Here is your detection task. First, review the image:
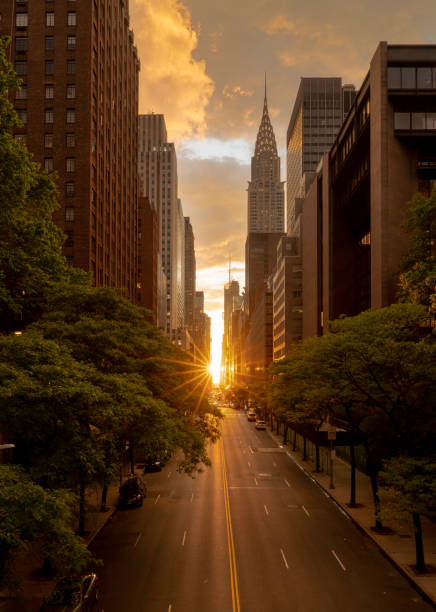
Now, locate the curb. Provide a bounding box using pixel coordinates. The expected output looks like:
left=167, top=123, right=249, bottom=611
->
left=85, top=506, right=117, bottom=547
left=266, top=428, right=436, bottom=609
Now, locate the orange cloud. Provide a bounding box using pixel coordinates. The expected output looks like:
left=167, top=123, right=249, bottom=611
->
left=223, top=85, right=254, bottom=99
left=265, top=15, right=296, bottom=35
left=130, top=0, right=214, bottom=141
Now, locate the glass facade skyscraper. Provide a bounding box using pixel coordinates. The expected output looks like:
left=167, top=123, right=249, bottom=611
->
left=286, top=78, right=356, bottom=235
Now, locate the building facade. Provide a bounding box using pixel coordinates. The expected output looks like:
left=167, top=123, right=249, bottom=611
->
left=301, top=43, right=436, bottom=337
left=272, top=237, right=302, bottom=361
left=138, top=114, right=178, bottom=332
left=184, top=217, right=196, bottom=334
left=136, top=196, right=158, bottom=323
left=1, top=0, right=140, bottom=300
left=287, top=78, right=356, bottom=236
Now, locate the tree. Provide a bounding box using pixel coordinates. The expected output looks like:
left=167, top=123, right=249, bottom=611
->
left=0, top=466, right=93, bottom=590
left=398, top=188, right=436, bottom=314
left=380, top=455, right=436, bottom=572
left=0, top=37, right=74, bottom=331
left=32, top=283, right=218, bottom=474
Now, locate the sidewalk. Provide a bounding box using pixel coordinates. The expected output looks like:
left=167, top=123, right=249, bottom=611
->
left=0, top=479, right=122, bottom=612
left=267, top=425, right=436, bottom=607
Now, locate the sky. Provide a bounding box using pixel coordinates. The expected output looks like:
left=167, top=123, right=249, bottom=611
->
left=129, top=0, right=436, bottom=371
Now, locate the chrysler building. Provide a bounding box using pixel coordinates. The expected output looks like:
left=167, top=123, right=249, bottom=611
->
left=247, top=80, right=284, bottom=233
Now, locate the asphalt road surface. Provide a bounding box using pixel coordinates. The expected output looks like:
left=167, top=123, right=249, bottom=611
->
left=90, top=408, right=434, bottom=612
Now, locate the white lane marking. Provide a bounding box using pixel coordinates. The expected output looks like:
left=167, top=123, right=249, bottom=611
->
left=247, top=461, right=252, bottom=468
left=331, top=550, right=346, bottom=571
left=168, top=605, right=172, bottom=612
left=334, top=500, right=351, bottom=520
left=280, top=548, right=289, bottom=570
left=190, top=492, right=194, bottom=502
left=284, top=479, right=291, bottom=488
left=181, top=530, right=187, bottom=546
left=254, top=477, right=259, bottom=486
left=264, top=504, right=269, bottom=516
left=134, top=532, right=142, bottom=547
left=168, top=471, right=172, bottom=479
left=154, top=494, right=160, bottom=505
left=302, top=505, right=310, bottom=518
left=273, top=461, right=277, bottom=467
left=250, top=446, right=255, bottom=455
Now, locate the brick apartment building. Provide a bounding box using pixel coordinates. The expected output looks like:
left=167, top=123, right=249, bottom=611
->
left=0, top=0, right=140, bottom=301
left=302, top=42, right=436, bottom=337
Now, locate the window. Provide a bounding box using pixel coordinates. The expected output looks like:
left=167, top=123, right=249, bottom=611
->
left=66, top=158, right=75, bottom=172
left=46, top=12, right=55, bottom=26
left=67, top=36, right=76, bottom=50
left=45, top=108, right=53, bottom=123
left=15, top=37, right=28, bottom=52
left=44, top=157, right=54, bottom=172
left=66, top=108, right=75, bottom=123
left=15, top=85, right=27, bottom=99
left=394, top=113, right=410, bottom=130
left=65, top=230, right=74, bottom=247
left=66, top=133, right=75, bottom=147
left=45, top=36, right=54, bottom=51
left=426, top=113, right=436, bottom=130
left=67, top=60, right=75, bottom=75
left=16, top=109, right=27, bottom=123
left=401, top=67, right=416, bottom=89
left=67, top=12, right=77, bottom=26
left=15, top=61, right=27, bottom=75
left=14, top=134, right=26, bottom=145
left=45, top=60, right=54, bottom=75
left=66, top=182, right=75, bottom=197
left=66, top=84, right=76, bottom=99
left=16, top=13, right=28, bottom=27
left=44, top=133, right=54, bottom=148
left=45, top=85, right=54, bottom=99
left=65, top=207, right=75, bottom=222
left=412, top=112, right=426, bottom=130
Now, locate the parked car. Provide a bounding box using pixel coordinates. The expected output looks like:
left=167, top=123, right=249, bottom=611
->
left=247, top=411, right=257, bottom=422
left=118, top=475, right=146, bottom=508
left=255, top=419, right=267, bottom=430
left=39, top=574, right=100, bottom=611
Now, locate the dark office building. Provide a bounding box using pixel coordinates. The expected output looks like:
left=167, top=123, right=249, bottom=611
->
left=302, top=43, right=436, bottom=337
left=1, top=0, right=141, bottom=301
left=184, top=217, right=196, bottom=334
left=136, top=197, right=158, bottom=324
left=287, top=78, right=356, bottom=235
left=245, top=232, right=284, bottom=315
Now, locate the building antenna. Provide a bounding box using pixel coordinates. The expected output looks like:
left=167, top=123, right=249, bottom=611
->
left=228, top=253, right=232, bottom=284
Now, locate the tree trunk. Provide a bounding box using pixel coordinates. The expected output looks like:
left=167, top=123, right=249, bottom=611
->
left=293, top=430, right=297, bottom=452
left=283, top=424, right=288, bottom=446
left=303, top=437, right=307, bottom=461
left=412, top=512, right=426, bottom=572
left=369, top=471, right=383, bottom=530
left=129, top=445, right=135, bottom=474
left=100, top=482, right=108, bottom=511
left=315, top=443, right=320, bottom=472
left=78, top=479, right=86, bottom=536
left=349, top=444, right=356, bottom=507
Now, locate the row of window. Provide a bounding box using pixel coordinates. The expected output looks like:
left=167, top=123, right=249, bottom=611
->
left=394, top=112, right=436, bottom=130
left=388, top=66, right=436, bottom=90
left=16, top=108, right=77, bottom=123
left=16, top=36, right=76, bottom=51
left=16, top=12, right=77, bottom=27
left=15, top=59, right=76, bottom=76
left=16, top=85, right=76, bottom=100
left=44, top=157, right=76, bottom=172
left=15, top=133, right=76, bottom=148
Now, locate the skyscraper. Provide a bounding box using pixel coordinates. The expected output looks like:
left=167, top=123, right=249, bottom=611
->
left=184, top=217, right=196, bottom=334
left=138, top=114, right=179, bottom=332
left=247, top=81, right=285, bottom=233
left=245, top=82, right=285, bottom=316
left=1, top=0, right=140, bottom=300
left=286, top=78, right=356, bottom=235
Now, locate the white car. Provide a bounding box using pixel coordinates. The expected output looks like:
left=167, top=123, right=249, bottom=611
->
left=255, top=419, right=267, bottom=430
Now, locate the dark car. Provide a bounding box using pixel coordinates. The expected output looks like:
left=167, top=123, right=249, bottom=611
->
left=118, top=475, right=146, bottom=508
left=39, top=574, right=100, bottom=611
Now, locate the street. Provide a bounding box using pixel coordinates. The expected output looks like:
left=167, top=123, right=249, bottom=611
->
left=91, top=408, right=434, bottom=611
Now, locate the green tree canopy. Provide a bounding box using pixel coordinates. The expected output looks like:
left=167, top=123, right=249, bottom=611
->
left=0, top=36, right=74, bottom=331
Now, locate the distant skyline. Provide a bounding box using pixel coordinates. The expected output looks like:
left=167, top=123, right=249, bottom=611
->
left=130, top=0, right=436, bottom=321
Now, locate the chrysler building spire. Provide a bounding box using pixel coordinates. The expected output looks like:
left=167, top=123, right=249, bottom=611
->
left=247, top=78, right=284, bottom=233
